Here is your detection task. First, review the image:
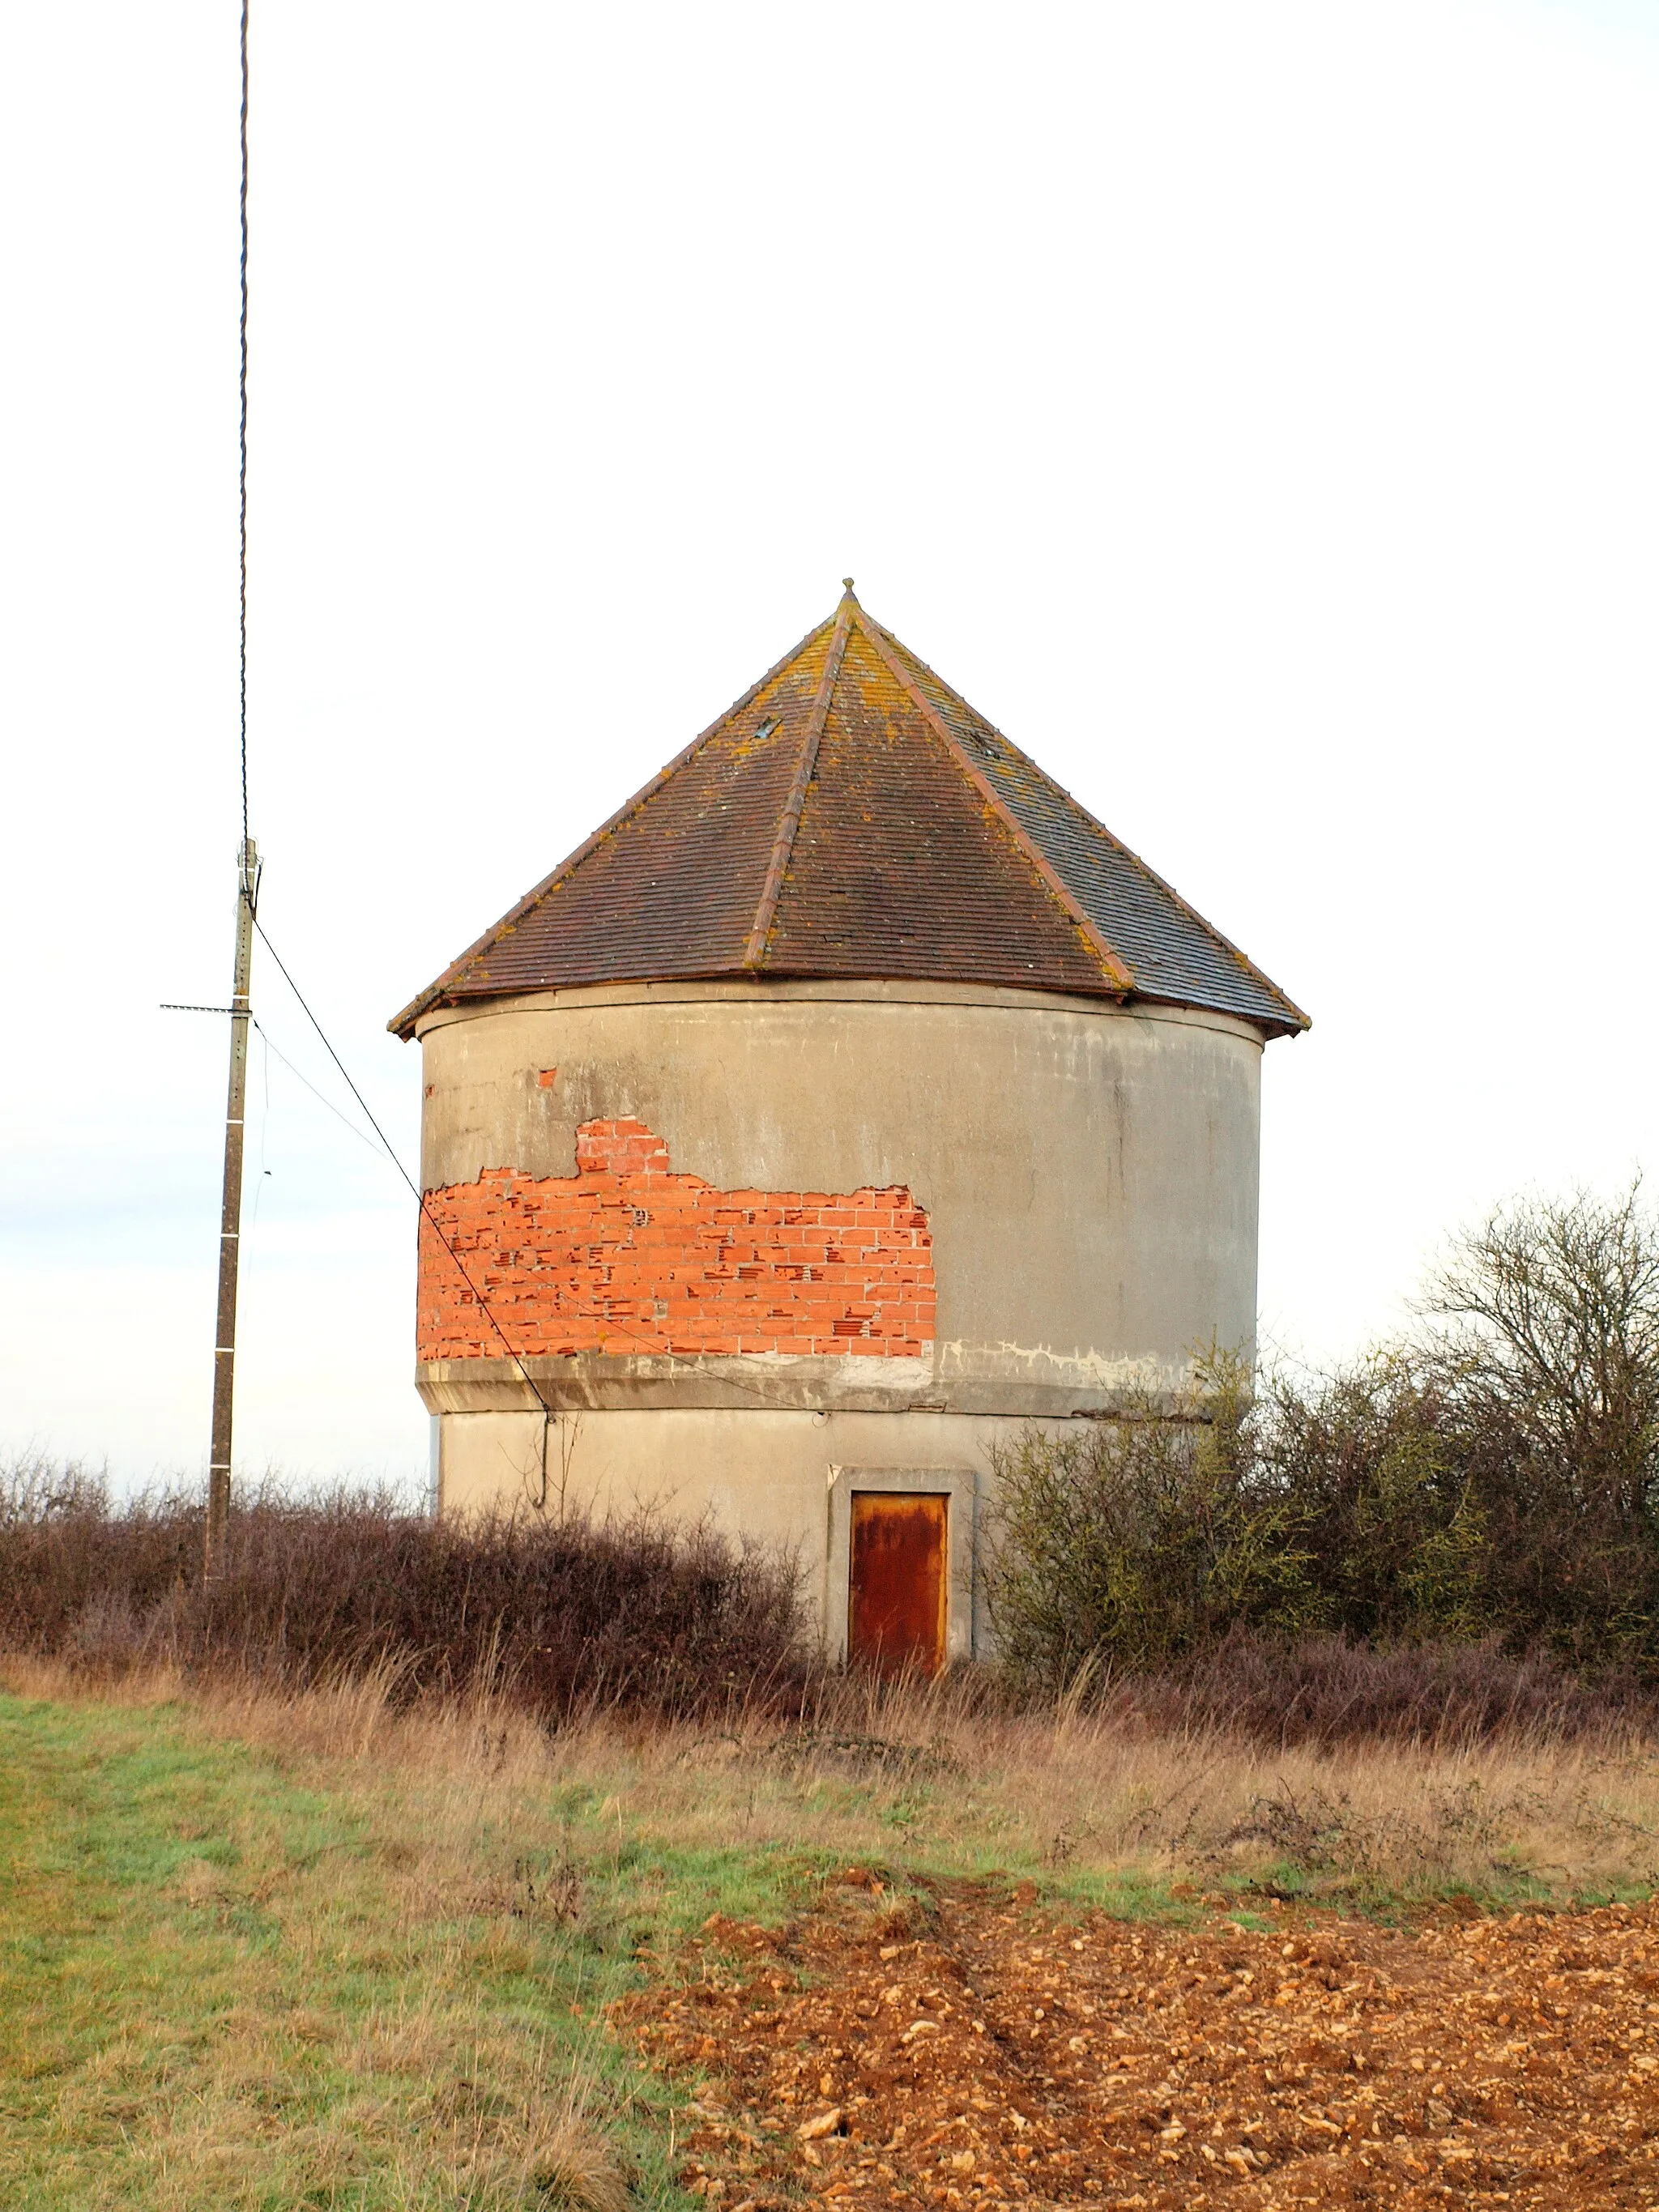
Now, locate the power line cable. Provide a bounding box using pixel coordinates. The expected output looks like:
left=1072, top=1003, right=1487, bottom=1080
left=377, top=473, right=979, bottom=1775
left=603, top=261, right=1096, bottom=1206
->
left=247, top=914, right=794, bottom=1415
left=253, top=1018, right=386, bottom=1157
left=219, top=8, right=807, bottom=1504
left=248, top=912, right=558, bottom=1421
left=238, top=0, right=250, bottom=849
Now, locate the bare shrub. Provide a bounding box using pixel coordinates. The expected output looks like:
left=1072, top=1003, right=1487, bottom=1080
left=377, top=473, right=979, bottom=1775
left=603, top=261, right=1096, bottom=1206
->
left=1418, top=1181, right=1659, bottom=1663
left=983, top=1353, right=1317, bottom=1683
left=1112, top=1628, right=1659, bottom=1748
left=1271, top=1184, right=1659, bottom=1666
left=987, top=1185, right=1659, bottom=1699
left=1256, top=1353, right=1487, bottom=1642
left=0, top=1461, right=812, bottom=1722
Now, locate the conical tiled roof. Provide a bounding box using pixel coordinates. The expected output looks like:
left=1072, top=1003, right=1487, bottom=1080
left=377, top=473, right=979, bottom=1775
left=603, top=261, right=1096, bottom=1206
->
left=390, top=587, right=1307, bottom=1039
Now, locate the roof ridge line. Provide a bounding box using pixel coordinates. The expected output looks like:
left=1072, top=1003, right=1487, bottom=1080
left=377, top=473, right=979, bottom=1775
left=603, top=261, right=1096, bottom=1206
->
left=388, top=613, right=837, bottom=1037
left=875, top=624, right=1309, bottom=1034
left=853, top=610, right=1134, bottom=998
left=743, top=592, right=855, bottom=970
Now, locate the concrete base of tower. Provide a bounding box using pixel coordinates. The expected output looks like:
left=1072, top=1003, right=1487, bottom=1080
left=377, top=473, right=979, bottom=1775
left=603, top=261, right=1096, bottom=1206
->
left=429, top=1402, right=1069, bottom=1657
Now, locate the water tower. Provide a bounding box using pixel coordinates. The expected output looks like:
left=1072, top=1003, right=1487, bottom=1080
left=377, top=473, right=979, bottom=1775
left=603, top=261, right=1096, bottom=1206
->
left=391, top=586, right=1305, bottom=1667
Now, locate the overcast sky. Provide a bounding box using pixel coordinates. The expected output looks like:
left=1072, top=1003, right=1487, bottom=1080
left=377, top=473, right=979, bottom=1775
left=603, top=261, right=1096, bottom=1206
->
left=2, top=1, right=1657, bottom=1490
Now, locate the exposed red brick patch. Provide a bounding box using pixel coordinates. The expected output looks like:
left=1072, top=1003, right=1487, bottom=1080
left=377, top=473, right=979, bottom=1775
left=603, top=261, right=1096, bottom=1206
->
left=419, top=1119, right=935, bottom=1362
left=536, top=1068, right=558, bottom=1089
left=575, top=1117, right=671, bottom=1175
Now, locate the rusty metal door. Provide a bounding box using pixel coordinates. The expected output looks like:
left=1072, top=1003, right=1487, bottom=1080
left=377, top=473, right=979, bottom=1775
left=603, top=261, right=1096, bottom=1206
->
left=848, top=1492, right=948, bottom=1676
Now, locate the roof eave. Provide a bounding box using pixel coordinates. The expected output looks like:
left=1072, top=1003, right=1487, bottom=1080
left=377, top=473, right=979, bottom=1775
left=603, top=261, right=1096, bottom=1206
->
left=1132, top=991, right=1309, bottom=1042
left=399, top=963, right=1149, bottom=1038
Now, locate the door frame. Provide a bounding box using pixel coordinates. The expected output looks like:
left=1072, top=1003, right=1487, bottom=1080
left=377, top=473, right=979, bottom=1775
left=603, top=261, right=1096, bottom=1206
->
left=824, top=1464, right=979, bottom=1667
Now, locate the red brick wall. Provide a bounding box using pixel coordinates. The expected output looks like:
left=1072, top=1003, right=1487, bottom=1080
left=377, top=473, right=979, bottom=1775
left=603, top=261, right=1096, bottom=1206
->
left=419, top=1119, right=935, bottom=1362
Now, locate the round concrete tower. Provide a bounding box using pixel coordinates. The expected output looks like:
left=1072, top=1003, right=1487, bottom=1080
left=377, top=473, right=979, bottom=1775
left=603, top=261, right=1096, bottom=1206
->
left=391, top=586, right=1306, bottom=1664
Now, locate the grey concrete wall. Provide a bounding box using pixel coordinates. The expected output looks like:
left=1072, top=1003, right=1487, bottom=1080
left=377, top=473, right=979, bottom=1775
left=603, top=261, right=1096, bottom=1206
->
left=435, top=1402, right=1005, bottom=1648
left=412, top=977, right=1265, bottom=1418
left=412, top=977, right=1269, bottom=1639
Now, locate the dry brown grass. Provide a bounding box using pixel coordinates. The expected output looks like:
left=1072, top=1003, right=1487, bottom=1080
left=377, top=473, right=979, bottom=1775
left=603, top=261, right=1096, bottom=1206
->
left=10, top=1653, right=1659, bottom=1908
left=568, top=1677, right=1659, bottom=1906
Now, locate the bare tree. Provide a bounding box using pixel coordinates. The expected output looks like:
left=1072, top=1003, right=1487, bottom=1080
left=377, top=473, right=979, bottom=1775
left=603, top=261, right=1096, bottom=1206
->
left=1411, top=1183, right=1659, bottom=1657
left=1421, top=1183, right=1659, bottom=1522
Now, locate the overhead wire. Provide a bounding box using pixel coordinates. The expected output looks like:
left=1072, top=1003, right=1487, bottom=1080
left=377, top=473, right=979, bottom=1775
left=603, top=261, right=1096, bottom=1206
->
left=247, top=914, right=796, bottom=1421
left=224, top=3, right=785, bottom=1467
left=253, top=1018, right=386, bottom=1157
left=248, top=912, right=559, bottom=1428
left=238, top=0, right=250, bottom=850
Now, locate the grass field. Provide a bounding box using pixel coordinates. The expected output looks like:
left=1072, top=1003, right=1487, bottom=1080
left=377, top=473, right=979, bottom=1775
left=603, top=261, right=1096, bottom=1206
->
left=0, top=1677, right=710, bottom=2210
left=5, top=1662, right=1659, bottom=2208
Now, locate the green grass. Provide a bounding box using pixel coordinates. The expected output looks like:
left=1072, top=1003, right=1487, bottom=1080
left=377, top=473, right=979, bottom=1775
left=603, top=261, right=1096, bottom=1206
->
left=0, top=1692, right=708, bottom=2210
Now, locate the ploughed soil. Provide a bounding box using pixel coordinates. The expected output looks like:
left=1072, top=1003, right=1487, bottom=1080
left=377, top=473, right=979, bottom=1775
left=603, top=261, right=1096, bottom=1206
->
left=612, top=1875, right=1659, bottom=2210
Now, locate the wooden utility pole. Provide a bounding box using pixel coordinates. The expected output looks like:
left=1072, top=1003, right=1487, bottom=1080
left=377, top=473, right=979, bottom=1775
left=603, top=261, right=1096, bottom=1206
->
left=206, top=837, right=259, bottom=1578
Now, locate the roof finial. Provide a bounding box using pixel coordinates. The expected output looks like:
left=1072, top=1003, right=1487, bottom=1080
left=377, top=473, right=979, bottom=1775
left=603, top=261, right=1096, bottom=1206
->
left=842, top=576, right=855, bottom=594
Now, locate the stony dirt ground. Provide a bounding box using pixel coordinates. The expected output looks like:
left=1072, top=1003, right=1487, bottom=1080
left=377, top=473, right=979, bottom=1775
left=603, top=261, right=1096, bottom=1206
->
left=614, top=1874, right=1659, bottom=2210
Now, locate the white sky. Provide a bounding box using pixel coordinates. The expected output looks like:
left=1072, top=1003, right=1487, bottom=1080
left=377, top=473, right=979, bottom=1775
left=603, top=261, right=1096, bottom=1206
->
left=2, top=1, right=1656, bottom=1489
